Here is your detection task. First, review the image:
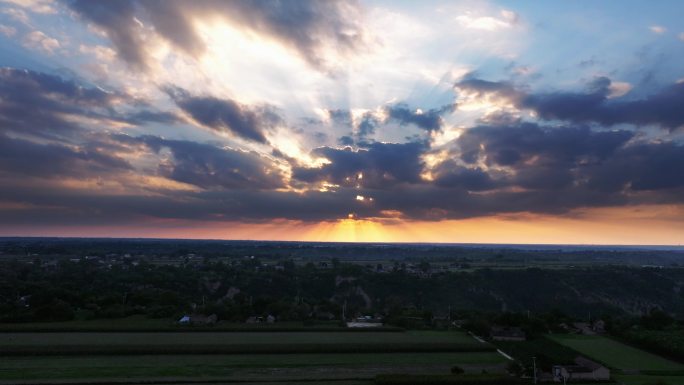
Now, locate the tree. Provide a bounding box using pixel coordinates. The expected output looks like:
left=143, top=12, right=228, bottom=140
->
left=450, top=365, right=464, bottom=374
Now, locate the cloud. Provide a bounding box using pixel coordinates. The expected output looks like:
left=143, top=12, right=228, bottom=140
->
left=141, top=136, right=286, bottom=190
left=457, top=123, right=634, bottom=167
left=456, top=76, right=684, bottom=130
left=1, top=0, right=56, bottom=14
left=679, top=32, right=684, bottom=42
left=582, top=141, right=684, bottom=192
left=0, top=133, right=132, bottom=179
left=455, top=123, right=636, bottom=191
left=524, top=81, right=684, bottom=130
left=2, top=7, right=29, bottom=23
left=1, top=125, right=683, bottom=224
left=292, top=142, right=426, bottom=189
left=327, top=108, right=379, bottom=144
left=607, top=81, right=632, bottom=98
left=385, top=103, right=455, bottom=132
left=455, top=77, right=522, bottom=100
left=0, top=67, right=121, bottom=138
left=0, top=24, right=17, bottom=37
left=164, top=86, right=277, bottom=144
left=432, top=161, right=499, bottom=191
left=0, top=67, right=176, bottom=140
left=22, top=30, right=60, bottom=54
left=456, top=9, right=518, bottom=31
left=1, top=62, right=684, bottom=226
left=650, top=25, right=666, bottom=34
left=67, top=0, right=148, bottom=69
left=67, top=0, right=368, bottom=71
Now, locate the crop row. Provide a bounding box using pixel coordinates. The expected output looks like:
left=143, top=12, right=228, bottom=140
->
left=374, top=374, right=527, bottom=385
left=0, top=343, right=496, bottom=356
left=0, top=326, right=405, bottom=333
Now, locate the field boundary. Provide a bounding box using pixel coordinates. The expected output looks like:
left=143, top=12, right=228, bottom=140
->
left=0, top=376, right=374, bottom=385
left=0, top=326, right=405, bottom=333
left=0, top=343, right=496, bottom=356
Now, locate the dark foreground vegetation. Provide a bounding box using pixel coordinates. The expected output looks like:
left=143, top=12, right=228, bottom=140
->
left=1, top=238, right=684, bottom=384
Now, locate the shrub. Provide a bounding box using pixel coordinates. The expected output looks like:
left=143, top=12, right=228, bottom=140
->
left=450, top=365, right=465, bottom=374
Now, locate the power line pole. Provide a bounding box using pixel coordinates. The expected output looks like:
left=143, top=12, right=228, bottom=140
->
left=342, top=300, right=347, bottom=321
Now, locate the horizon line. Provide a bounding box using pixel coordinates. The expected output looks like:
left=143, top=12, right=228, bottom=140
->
left=1, top=235, right=682, bottom=250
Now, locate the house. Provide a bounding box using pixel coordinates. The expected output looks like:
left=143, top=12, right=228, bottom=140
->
left=490, top=326, right=526, bottom=341
left=313, top=310, right=336, bottom=321
left=17, top=295, right=31, bottom=308
left=432, top=313, right=451, bottom=329
left=573, top=322, right=604, bottom=335
left=245, top=316, right=264, bottom=324
left=553, top=357, right=610, bottom=382
left=347, top=315, right=383, bottom=328
left=592, top=319, right=606, bottom=334
left=178, top=314, right=217, bottom=326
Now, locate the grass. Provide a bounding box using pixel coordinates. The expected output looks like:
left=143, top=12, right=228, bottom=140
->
left=0, top=329, right=501, bottom=382
left=0, top=352, right=505, bottom=380
left=0, top=330, right=492, bottom=355
left=494, top=337, right=579, bottom=369
left=613, top=374, right=684, bottom=385
left=0, top=330, right=479, bottom=346
left=549, top=334, right=684, bottom=371
left=374, top=374, right=525, bottom=384
left=0, top=316, right=402, bottom=332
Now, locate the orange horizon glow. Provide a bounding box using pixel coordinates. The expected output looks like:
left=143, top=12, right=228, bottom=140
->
left=1, top=205, right=682, bottom=246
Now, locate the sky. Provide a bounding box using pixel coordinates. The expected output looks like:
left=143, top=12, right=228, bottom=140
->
left=0, top=0, right=683, bottom=244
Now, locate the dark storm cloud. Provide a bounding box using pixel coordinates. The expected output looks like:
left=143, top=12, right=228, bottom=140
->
left=338, top=135, right=355, bottom=146
left=164, top=87, right=276, bottom=144
left=0, top=67, right=178, bottom=139
left=292, top=142, right=426, bottom=189
left=0, top=186, right=371, bottom=224
left=385, top=103, right=455, bottom=132
left=2, top=66, right=684, bottom=225
left=123, top=110, right=179, bottom=125
left=457, top=123, right=634, bottom=167
left=67, top=0, right=366, bottom=71
left=526, top=81, right=684, bottom=130
left=141, top=136, right=286, bottom=190
left=330, top=103, right=452, bottom=146
left=582, top=142, right=684, bottom=192
left=0, top=133, right=132, bottom=179
left=456, top=76, right=684, bottom=130
left=446, top=122, right=684, bottom=201
left=455, top=78, right=522, bottom=100
left=0, top=67, right=120, bottom=138
left=431, top=161, right=499, bottom=191
left=328, top=108, right=379, bottom=145
left=67, top=0, right=148, bottom=69
left=455, top=123, right=636, bottom=191
left=1, top=132, right=683, bottom=224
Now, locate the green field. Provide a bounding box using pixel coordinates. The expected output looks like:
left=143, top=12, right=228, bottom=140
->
left=0, top=330, right=505, bottom=382
left=0, top=330, right=478, bottom=346
left=0, top=352, right=505, bottom=381
left=614, top=374, right=684, bottom=385
left=0, top=330, right=489, bottom=355
left=0, top=315, right=397, bottom=332
left=549, top=334, right=684, bottom=371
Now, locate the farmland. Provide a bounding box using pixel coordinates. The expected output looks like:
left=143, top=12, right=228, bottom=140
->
left=0, top=330, right=491, bottom=355
left=549, top=334, right=684, bottom=372
left=0, top=330, right=478, bottom=347
left=0, top=330, right=508, bottom=383
left=0, top=352, right=505, bottom=381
